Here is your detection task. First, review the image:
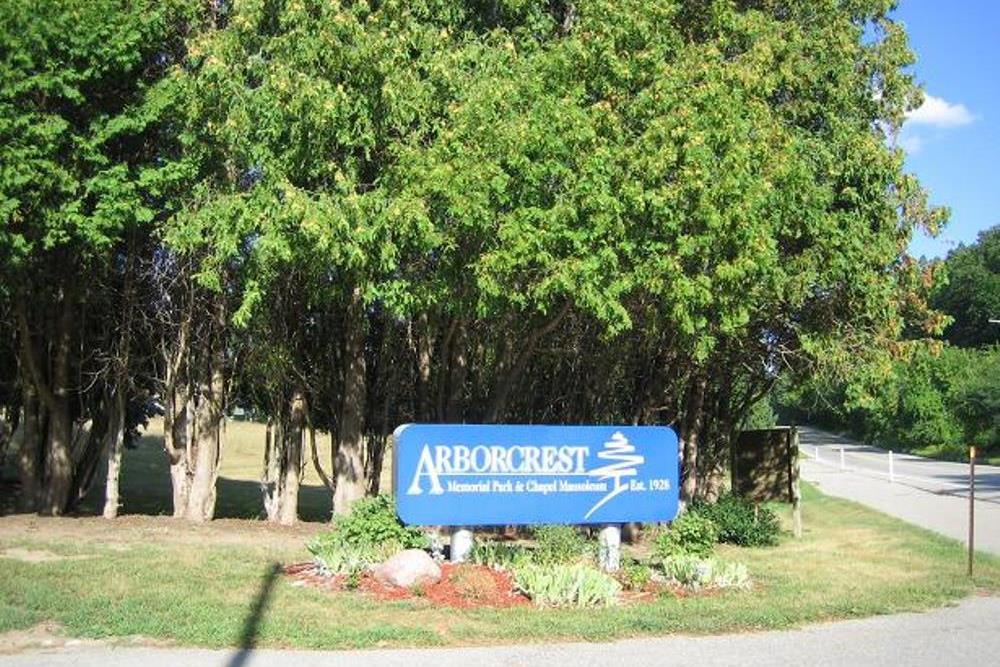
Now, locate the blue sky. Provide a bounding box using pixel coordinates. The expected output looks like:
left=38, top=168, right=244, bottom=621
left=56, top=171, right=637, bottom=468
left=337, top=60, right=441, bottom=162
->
left=894, top=1, right=999, bottom=259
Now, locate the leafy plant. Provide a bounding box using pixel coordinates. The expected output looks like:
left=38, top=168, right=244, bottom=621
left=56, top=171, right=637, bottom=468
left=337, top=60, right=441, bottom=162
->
left=713, top=561, right=752, bottom=589
left=661, top=556, right=752, bottom=591
left=655, top=511, right=718, bottom=558
left=470, top=539, right=530, bottom=570
left=307, top=494, right=427, bottom=575
left=307, top=533, right=393, bottom=575
left=531, top=525, right=592, bottom=565
left=662, top=555, right=715, bottom=589
left=344, top=568, right=362, bottom=591
left=332, top=495, right=427, bottom=550
left=617, top=561, right=652, bottom=592
left=694, top=494, right=780, bottom=547
left=513, top=563, right=620, bottom=607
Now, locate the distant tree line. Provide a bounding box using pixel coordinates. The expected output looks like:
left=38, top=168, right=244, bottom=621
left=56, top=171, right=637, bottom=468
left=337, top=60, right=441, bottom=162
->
left=782, top=226, right=1000, bottom=459
left=0, top=0, right=940, bottom=521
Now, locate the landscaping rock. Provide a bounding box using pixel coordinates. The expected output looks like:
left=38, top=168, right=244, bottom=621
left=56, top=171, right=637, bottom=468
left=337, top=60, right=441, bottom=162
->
left=373, top=549, right=442, bottom=589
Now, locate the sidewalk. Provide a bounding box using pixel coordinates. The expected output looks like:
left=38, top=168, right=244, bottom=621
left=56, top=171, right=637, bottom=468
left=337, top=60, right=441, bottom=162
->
left=798, top=427, right=1000, bottom=554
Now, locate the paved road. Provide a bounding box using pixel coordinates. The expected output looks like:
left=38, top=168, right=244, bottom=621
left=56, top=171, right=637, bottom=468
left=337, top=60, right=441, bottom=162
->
left=3, top=596, right=998, bottom=667
left=798, top=427, right=1000, bottom=554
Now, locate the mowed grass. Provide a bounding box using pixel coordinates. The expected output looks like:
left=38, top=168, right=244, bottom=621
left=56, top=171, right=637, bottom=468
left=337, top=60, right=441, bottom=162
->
left=1, top=482, right=998, bottom=650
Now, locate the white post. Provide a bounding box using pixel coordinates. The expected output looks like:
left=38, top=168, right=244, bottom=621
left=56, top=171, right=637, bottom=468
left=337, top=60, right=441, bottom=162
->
left=814, top=446, right=821, bottom=463
left=598, top=524, right=621, bottom=573
left=839, top=447, right=846, bottom=470
left=889, top=450, right=895, bottom=483
left=450, top=527, right=474, bottom=563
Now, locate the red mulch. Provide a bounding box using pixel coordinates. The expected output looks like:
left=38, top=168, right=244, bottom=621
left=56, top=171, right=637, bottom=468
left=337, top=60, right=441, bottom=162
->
left=283, top=561, right=531, bottom=608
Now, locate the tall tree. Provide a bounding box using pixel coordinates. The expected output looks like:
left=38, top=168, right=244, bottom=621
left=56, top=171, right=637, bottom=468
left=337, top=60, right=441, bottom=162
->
left=0, top=0, right=197, bottom=515
left=931, top=225, right=1000, bottom=348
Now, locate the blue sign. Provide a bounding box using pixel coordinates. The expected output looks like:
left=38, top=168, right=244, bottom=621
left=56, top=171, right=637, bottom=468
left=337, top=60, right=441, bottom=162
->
left=393, top=424, right=679, bottom=526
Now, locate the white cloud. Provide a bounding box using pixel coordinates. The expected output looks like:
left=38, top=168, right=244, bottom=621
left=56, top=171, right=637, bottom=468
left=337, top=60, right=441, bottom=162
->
left=899, top=134, right=924, bottom=154
left=905, top=94, right=975, bottom=128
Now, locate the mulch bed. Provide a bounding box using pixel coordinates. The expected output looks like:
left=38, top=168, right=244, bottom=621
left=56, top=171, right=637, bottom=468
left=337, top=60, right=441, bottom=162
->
left=283, top=561, right=532, bottom=608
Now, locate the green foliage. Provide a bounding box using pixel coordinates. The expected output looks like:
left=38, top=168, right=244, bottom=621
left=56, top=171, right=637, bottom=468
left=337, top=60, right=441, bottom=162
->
left=655, top=511, right=719, bottom=558
left=743, top=397, right=778, bottom=431
left=616, top=561, right=653, bottom=592
left=661, top=555, right=713, bottom=589
left=2, top=0, right=945, bottom=517
left=307, top=495, right=426, bottom=574
left=694, top=495, right=781, bottom=548
left=931, top=225, right=1000, bottom=348
left=713, top=561, right=752, bottom=590
left=531, top=525, right=593, bottom=566
left=784, top=344, right=1000, bottom=458
left=307, top=534, right=384, bottom=577
left=0, top=0, right=196, bottom=267
left=470, top=539, right=531, bottom=571
left=513, top=563, right=621, bottom=608
left=661, top=556, right=751, bottom=591
left=950, top=350, right=1000, bottom=453
left=471, top=527, right=593, bottom=573
left=344, top=568, right=362, bottom=591
left=331, top=495, right=426, bottom=550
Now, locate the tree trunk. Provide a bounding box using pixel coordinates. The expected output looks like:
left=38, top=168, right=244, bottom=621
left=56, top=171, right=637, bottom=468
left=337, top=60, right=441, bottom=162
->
left=264, top=391, right=304, bottom=526
left=102, top=389, right=127, bottom=519
left=681, top=374, right=707, bottom=506
left=184, top=380, right=217, bottom=522
left=103, top=239, right=136, bottom=519
left=444, top=321, right=467, bottom=422
left=16, top=290, right=75, bottom=516
left=42, top=288, right=77, bottom=516
left=16, top=386, right=41, bottom=512
left=485, top=303, right=569, bottom=423
left=0, top=408, right=15, bottom=475
left=276, top=392, right=304, bottom=525
left=415, top=312, right=435, bottom=422
left=165, top=386, right=192, bottom=518
left=333, top=286, right=367, bottom=516
left=184, top=297, right=225, bottom=523
left=41, top=399, right=73, bottom=516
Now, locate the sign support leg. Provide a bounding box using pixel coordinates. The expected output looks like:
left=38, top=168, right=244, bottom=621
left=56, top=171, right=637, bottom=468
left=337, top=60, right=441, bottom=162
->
left=450, top=526, right=474, bottom=563
left=598, top=524, right=621, bottom=573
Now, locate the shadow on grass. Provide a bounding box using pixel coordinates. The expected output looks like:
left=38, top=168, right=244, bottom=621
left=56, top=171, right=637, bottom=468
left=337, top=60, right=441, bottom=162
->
left=227, top=562, right=281, bottom=667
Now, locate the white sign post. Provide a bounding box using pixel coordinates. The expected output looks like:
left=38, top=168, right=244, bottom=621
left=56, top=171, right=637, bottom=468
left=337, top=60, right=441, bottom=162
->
left=598, top=524, right=621, bottom=572
left=450, top=527, right=474, bottom=563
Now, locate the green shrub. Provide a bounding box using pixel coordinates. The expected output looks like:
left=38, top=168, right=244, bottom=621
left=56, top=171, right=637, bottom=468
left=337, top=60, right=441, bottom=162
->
left=655, top=511, right=718, bottom=558
left=531, top=525, right=592, bottom=565
left=513, top=563, right=620, bottom=607
left=694, top=494, right=780, bottom=547
left=617, top=561, right=652, bottom=591
left=332, top=494, right=427, bottom=549
left=307, top=494, right=427, bottom=574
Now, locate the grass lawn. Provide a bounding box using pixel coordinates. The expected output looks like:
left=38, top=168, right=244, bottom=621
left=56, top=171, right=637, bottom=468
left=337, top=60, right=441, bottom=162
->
left=63, top=418, right=354, bottom=522
left=1, top=482, right=998, bottom=650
